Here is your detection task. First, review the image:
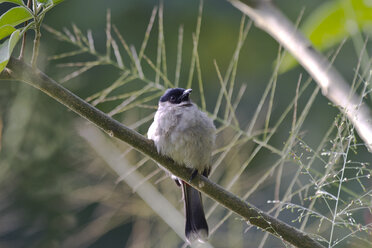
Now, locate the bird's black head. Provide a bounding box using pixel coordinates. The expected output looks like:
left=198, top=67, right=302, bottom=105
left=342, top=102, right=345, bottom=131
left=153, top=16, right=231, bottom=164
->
left=160, top=88, right=192, bottom=104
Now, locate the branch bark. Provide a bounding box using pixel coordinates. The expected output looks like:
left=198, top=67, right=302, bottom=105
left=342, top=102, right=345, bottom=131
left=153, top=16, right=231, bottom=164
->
left=229, top=0, right=372, bottom=151
left=0, top=57, right=324, bottom=247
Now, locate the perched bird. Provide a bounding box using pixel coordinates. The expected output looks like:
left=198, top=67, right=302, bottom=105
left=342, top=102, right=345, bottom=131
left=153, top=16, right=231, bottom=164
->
left=147, top=88, right=216, bottom=242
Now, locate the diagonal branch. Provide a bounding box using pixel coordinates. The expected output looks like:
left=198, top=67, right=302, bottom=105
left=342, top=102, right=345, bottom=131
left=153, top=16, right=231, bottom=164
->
left=229, top=0, right=372, bottom=151
left=0, top=57, right=324, bottom=248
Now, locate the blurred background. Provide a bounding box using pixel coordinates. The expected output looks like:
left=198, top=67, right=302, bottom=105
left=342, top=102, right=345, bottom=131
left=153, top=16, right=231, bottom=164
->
left=0, top=0, right=371, bottom=247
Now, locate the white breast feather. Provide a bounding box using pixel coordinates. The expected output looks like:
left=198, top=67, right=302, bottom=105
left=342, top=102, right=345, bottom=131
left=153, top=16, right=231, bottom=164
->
left=148, top=102, right=215, bottom=172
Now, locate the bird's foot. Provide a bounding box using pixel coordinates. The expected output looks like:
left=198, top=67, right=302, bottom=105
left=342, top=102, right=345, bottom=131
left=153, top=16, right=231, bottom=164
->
left=188, top=169, right=198, bottom=183
left=202, top=167, right=210, bottom=178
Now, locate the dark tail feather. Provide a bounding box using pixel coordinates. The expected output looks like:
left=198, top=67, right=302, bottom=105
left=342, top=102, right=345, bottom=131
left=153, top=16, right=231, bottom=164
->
left=182, top=182, right=208, bottom=243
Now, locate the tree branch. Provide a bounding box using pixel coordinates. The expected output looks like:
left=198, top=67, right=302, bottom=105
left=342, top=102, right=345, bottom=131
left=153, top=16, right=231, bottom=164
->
left=229, top=0, right=372, bottom=151
left=0, top=57, right=324, bottom=248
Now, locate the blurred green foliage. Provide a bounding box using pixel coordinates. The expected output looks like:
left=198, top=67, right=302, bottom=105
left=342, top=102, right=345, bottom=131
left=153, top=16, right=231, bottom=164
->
left=280, top=0, right=372, bottom=72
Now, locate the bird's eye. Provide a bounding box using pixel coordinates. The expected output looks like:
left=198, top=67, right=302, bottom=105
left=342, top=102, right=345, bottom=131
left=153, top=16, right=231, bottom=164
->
left=170, top=96, right=176, bottom=102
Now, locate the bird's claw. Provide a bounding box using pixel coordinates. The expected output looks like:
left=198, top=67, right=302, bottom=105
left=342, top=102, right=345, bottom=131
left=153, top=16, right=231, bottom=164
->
left=188, top=169, right=198, bottom=183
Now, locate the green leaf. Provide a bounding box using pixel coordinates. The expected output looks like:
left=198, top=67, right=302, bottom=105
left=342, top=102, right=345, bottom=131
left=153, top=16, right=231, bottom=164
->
left=0, top=29, right=21, bottom=73
left=0, top=24, right=16, bottom=40
left=0, top=6, right=33, bottom=27
left=37, top=0, right=51, bottom=4
left=280, top=0, right=372, bottom=73
left=52, top=0, right=64, bottom=5
left=0, top=0, right=25, bottom=5
left=37, top=0, right=64, bottom=5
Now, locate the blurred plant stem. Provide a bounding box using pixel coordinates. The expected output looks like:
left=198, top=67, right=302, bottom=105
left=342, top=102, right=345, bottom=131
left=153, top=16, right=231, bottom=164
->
left=31, top=0, right=41, bottom=68
left=0, top=84, right=37, bottom=179
left=228, top=0, right=372, bottom=151
left=0, top=57, right=324, bottom=248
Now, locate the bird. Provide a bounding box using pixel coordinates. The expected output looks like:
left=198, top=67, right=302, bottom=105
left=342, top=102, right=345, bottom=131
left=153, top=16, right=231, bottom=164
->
left=147, top=88, right=216, bottom=243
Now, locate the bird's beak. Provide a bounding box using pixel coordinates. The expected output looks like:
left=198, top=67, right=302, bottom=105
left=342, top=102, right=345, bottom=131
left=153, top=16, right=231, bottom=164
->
left=183, top=89, right=192, bottom=96
left=180, top=89, right=192, bottom=101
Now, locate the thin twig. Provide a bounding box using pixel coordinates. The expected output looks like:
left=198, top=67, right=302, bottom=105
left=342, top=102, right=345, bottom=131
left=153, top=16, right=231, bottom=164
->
left=174, top=25, right=184, bottom=87
left=138, top=6, right=158, bottom=61
left=105, top=9, right=112, bottom=60
left=186, top=0, right=203, bottom=89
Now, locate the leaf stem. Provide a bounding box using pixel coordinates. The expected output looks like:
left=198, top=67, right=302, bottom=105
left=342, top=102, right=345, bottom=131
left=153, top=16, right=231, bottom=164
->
left=19, top=0, right=33, bottom=60
left=30, top=0, right=41, bottom=68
